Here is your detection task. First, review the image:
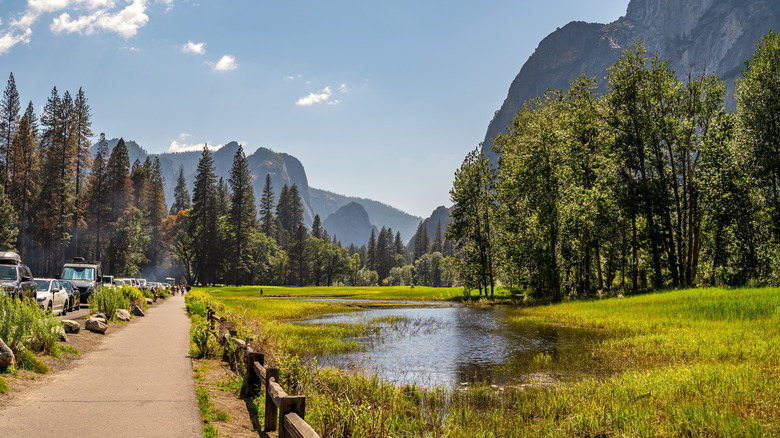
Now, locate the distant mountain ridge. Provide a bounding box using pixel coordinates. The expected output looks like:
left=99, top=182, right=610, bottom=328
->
left=95, top=139, right=420, bottom=242
left=482, top=0, right=780, bottom=162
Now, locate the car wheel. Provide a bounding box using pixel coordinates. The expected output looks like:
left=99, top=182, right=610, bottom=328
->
left=47, top=302, right=53, bottom=314
left=62, top=302, right=67, bottom=315
left=76, top=300, right=80, bottom=310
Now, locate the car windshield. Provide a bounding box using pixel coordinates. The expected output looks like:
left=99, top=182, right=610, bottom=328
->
left=35, top=279, right=50, bottom=291
left=62, top=266, right=95, bottom=281
left=0, top=265, right=16, bottom=281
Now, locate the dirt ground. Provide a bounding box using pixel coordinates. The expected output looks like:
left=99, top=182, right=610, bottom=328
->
left=193, top=356, right=273, bottom=438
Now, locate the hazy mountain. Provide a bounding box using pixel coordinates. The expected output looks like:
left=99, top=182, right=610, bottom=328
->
left=407, top=206, right=452, bottom=253
left=95, top=140, right=417, bottom=235
left=482, top=0, right=780, bottom=162
left=321, top=202, right=376, bottom=248
left=309, top=188, right=421, bottom=243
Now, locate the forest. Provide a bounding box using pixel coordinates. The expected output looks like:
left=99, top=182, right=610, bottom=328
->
left=449, top=31, right=780, bottom=299
left=0, top=81, right=456, bottom=286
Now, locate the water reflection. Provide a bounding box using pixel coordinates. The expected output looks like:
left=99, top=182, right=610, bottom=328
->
left=301, top=304, right=607, bottom=388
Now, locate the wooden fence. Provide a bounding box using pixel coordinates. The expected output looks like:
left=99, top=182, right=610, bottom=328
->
left=207, top=307, right=320, bottom=438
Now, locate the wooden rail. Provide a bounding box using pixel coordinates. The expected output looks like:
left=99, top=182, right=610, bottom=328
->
left=206, top=307, right=320, bottom=438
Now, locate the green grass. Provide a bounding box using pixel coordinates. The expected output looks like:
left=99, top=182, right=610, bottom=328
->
left=196, top=386, right=231, bottom=423
left=194, top=285, right=780, bottom=436
left=0, top=376, right=7, bottom=394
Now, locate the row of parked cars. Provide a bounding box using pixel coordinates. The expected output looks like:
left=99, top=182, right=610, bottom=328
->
left=1, top=252, right=174, bottom=316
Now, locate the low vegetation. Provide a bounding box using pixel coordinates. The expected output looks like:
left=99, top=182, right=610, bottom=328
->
left=189, top=285, right=780, bottom=437
left=0, top=295, right=67, bottom=373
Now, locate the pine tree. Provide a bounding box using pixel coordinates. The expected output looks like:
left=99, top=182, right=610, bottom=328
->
left=413, top=222, right=429, bottom=261
left=71, top=87, right=92, bottom=256
left=228, top=145, right=257, bottom=285
left=191, top=145, right=218, bottom=285
left=311, top=214, right=323, bottom=239
left=86, top=133, right=110, bottom=261
left=431, top=220, right=443, bottom=253
left=130, top=159, right=148, bottom=210
left=145, top=156, right=167, bottom=268
left=0, top=73, right=20, bottom=190
left=169, top=167, right=191, bottom=215
left=259, top=173, right=276, bottom=237
left=104, top=138, right=132, bottom=274
left=215, top=177, right=230, bottom=216
left=0, top=184, right=18, bottom=251
left=367, top=228, right=377, bottom=271
left=8, top=104, right=38, bottom=257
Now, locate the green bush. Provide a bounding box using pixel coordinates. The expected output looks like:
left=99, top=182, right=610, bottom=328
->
left=117, top=285, right=144, bottom=308
left=185, top=290, right=213, bottom=317
left=0, top=295, right=63, bottom=358
left=88, top=286, right=129, bottom=320
left=190, top=317, right=219, bottom=358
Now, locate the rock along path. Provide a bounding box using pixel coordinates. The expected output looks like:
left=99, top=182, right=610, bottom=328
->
left=0, top=294, right=201, bottom=438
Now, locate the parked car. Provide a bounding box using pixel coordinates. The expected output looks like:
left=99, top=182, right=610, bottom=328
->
left=61, top=257, right=103, bottom=304
left=59, top=279, right=81, bottom=312
left=34, top=278, right=68, bottom=315
left=102, top=275, right=115, bottom=287
left=0, top=251, right=36, bottom=300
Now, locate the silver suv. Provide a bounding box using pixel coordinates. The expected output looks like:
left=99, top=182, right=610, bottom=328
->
left=60, top=257, right=103, bottom=304
left=0, top=251, right=36, bottom=300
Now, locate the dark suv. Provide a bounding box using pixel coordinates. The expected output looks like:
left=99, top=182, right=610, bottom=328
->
left=60, top=257, right=103, bottom=304
left=0, top=251, right=36, bottom=300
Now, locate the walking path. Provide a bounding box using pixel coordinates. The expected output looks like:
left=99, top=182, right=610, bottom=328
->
left=0, top=294, right=201, bottom=437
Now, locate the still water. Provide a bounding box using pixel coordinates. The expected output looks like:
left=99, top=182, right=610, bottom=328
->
left=301, top=303, right=607, bottom=388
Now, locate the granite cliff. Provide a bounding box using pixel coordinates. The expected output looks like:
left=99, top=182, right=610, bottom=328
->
left=482, top=0, right=780, bottom=161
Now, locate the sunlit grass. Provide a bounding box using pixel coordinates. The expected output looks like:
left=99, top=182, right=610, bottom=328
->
left=192, top=285, right=780, bottom=436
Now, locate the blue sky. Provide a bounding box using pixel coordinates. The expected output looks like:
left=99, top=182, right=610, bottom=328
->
left=1, top=0, right=628, bottom=218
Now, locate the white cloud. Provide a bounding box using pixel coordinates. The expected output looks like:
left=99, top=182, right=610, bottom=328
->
left=182, top=40, right=205, bottom=54
left=295, top=83, right=349, bottom=106
left=48, top=0, right=149, bottom=38
left=168, top=136, right=225, bottom=153
left=212, top=54, right=238, bottom=71
left=0, top=28, right=32, bottom=56
left=296, top=87, right=332, bottom=106
left=284, top=74, right=302, bottom=81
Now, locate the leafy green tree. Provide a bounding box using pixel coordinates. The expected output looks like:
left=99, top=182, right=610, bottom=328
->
left=736, top=30, right=780, bottom=245
left=108, top=207, right=149, bottom=277
left=447, top=147, right=495, bottom=296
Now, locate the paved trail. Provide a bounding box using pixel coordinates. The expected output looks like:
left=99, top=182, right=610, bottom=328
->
left=0, top=294, right=201, bottom=438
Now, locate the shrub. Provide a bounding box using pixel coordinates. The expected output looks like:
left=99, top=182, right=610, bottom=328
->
left=0, top=295, right=63, bottom=358
left=185, top=290, right=214, bottom=317
left=88, top=286, right=129, bottom=320
left=117, top=285, right=144, bottom=309
left=190, top=317, right=219, bottom=358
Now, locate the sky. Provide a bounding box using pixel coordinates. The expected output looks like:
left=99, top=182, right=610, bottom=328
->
left=0, top=0, right=629, bottom=218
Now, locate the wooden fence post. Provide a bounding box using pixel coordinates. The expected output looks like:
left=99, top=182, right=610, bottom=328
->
left=264, top=368, right=280, bottom=432
left=279, top=395, right=306, bottom=438
left=207, top=307, right=215, bottom=330
left=242, top=349, right=263, bottom=397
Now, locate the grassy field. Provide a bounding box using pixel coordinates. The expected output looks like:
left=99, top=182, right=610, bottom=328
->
left=191, top=285, right=780, bottom=437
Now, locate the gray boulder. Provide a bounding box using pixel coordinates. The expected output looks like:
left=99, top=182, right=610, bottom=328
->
left=62, top=320, right=81, bottom=333
left=53, top=325, right=67, bottom=342
left=0, top=338, right=14, bottom=368
left=85, top=318, right=108, bottom=334
left=130, top=304, right=145, bottom=317
left=145, top=298, right=153, bottom=305
left=115, top=309, right=132, bottom=321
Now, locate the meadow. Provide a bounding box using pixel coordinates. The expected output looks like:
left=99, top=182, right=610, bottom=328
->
left=189, top=286, right=780, bottom=437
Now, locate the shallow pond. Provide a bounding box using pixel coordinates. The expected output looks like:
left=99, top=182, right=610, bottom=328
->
left=301, top=304, right=609, bottom=388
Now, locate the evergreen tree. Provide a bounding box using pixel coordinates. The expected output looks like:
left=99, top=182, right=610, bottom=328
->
left=71, top=87, right=92, bottom=256
left=130, top=159, right=148, bottom=210
left=145, top=156, right=167, bottom=268
left=104, top=138, right=132, bottom=274
left=0, top=73, right=20, bottom=190
left=259, top=173, right=276, bottom=237
left=8, top=104, right=38, bottom=257
left=0, top=184, right=18, bottom=251
left=367, top=228, right=377, bottom=271
left=169, top=167, right=191, bottom=215
left=191, top=145, right=218, bottom=285
left=86, top=133, right=110, bottom=261
left=311, top=214, right=323, bottom=239
left=413, top=222, right=430, bottom=261
left=215, top=177, right=230, bottom=216
left=288, top=224, right=310, bottom=286
left=228, top=145, right=257, bottom=285
left=431, top=219, right=443, bottom=253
